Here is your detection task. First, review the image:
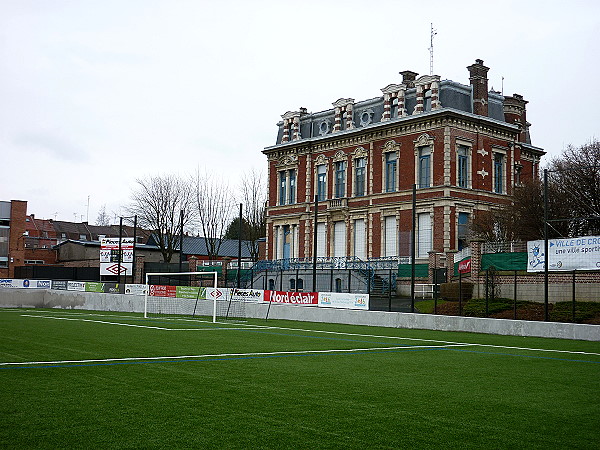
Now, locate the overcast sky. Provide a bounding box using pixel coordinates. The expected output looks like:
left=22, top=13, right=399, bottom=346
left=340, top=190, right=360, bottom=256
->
left=1, top=0, right=598, bottom=224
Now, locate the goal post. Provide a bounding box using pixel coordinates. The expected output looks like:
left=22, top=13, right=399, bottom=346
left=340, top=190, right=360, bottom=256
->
left=144, top=271, right=218, bottom=321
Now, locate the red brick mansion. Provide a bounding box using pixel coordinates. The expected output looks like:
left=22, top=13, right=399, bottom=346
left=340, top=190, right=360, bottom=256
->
left=262, top=59, right=544, bottom=265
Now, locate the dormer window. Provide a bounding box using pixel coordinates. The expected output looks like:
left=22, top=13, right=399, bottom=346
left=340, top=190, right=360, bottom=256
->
left=340, top=111, right=347, bottom=131
left=391, top=97, right=399, bottom=118
left=424, top=89, right=432, bottom=111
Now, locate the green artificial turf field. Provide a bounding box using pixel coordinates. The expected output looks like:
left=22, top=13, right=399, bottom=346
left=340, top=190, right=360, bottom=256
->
left=0, top=308, right=599, bottom=448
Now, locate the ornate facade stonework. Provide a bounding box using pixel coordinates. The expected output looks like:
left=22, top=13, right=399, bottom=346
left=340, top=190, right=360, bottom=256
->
left=263, top=59, right=545, bottom=262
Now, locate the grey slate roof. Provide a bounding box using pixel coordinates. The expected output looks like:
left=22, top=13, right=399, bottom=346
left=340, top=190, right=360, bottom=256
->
left=272, top=79, right=514, bottom=146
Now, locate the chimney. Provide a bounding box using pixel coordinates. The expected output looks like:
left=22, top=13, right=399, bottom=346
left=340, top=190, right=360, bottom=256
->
left=400, top=70, right=418, bottom=88
left=467, top=59, right=489, bottom=116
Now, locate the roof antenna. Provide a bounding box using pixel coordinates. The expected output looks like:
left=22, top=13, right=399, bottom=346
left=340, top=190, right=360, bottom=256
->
left=429, top=23, right=437, bottom=76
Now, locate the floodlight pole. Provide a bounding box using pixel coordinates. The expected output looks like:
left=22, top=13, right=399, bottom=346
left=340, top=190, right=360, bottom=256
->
left=118, top=217, right=123, bottom=285
left=312, top=195, right=318, bottom=292
left=237, top=203, right=242, bottom=288
left=132, top=215, right=137, bottom=283
left=543, top=169, right=549, bottom=321
left=411, top=184, right=416, bottom=313
left=179, top=209, right=184, bottom=273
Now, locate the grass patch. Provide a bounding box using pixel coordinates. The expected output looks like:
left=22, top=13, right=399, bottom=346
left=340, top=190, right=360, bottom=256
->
left=0, top=308, right=599, bottom=448
left=415, top=298, right=448, bottom=314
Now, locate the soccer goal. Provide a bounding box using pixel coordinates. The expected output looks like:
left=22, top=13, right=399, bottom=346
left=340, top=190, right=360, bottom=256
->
left=144, top=271, right=218, bottom=321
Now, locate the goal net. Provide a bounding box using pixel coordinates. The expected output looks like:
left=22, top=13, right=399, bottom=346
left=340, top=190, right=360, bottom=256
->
left=145, top=271, right=218, bottom=321
left=206, top=287, right=248, bottom=322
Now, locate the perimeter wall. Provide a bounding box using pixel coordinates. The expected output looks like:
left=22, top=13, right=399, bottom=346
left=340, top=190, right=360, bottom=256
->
left=1, top=288, right=598, bottom=341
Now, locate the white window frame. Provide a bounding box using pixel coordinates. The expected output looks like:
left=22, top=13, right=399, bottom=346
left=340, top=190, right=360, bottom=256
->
left=456, top=140, right=473, bottom=189
left=417, top=212, right=432, bottom=258
left=492, top=148, right=507, bottom=194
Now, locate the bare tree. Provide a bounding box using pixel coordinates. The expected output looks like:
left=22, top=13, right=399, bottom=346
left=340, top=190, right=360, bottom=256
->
left=239, top=168, right=267, bottom=261
left=472, top=139, right=600, bottom=243
left=547, top=139, right=600, bottom=236
left=128, top=174, right=193, bottom=262
left=194, top=169, right=234, bottom=260
left=96, top=204, right=111, bottom=226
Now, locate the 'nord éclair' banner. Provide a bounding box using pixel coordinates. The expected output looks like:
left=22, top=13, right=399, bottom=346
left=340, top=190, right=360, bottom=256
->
left=265, top=291, right=318, bottom=305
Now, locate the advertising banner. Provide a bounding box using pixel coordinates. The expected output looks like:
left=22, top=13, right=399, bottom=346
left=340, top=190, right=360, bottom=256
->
left=0, top=279, right=52, bottom=288
left=85, top=282, right=105, bottom=293
left=230, top=288, right=264, bottom=302
left=264, top=291, right=318, bottom=305
left=34, top=280, right=52, bottom=289
left=318, top=292, right=369, bottom=310
left=52, top=280, right=68, bottom=290
left=205, top=287, right=229, bottom=301
left=125, top=284, right=147, bottom=295
left=527, top=236, right=600, bottom=272
left=100, top=237, right=134, bottom=276
left=149, top=284, right=177, bottom=298
left=458, top=258, right=471, bottom=274
left=176, top=286, right=205, bottom=299
left=0, top=279, right=16, bottom=288
left=103, top=283, right=124, bottom=294
left=67, top=281, right=86, bottom=291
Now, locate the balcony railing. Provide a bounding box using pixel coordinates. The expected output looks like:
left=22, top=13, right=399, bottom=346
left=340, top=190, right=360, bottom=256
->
left=327, top=198, right=347, bottom=209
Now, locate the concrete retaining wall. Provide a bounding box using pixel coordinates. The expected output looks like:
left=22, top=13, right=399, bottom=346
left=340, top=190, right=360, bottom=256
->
left=1, top=288, right=598, bottom=341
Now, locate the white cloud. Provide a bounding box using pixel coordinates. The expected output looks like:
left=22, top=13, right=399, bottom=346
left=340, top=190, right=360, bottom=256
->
left=1, top=0, right=599, bottom=221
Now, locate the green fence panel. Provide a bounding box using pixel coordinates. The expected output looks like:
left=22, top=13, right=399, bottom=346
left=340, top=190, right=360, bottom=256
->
left=398, top=264, right=429, bottom=278
left=481, top=252, right=527, bottom=271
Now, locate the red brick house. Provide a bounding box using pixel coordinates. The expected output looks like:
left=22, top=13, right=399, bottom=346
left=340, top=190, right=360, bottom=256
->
left=262, top=59, right=544, bottom=264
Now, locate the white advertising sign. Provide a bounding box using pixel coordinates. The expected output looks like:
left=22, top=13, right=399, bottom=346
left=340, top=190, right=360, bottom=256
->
left=318, top=292, right=369, bottom=310
left=67, top=281, right=86, bottom=291
left=230, top=288, right=264, bottom=302
left=0, top=279, right=51, bottom=288
left=125, top=284, right=147, bottom=295
left=100, top=237, right=134, bottom=276
left=205, top=287, right=229, bottom=301
left=205, top=288, right=264, bottom=302
left=527, top=236, right=600, bottom=272
left=0, top=279, right=18, bottom=288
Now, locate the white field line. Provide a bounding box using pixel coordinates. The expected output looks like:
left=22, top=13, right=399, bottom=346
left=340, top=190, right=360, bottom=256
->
left=0, top=344, right=471, bottom=367
left=18, top=312, right=600, bottom=358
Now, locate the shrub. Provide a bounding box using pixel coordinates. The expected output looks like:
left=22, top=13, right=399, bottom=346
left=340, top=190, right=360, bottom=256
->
left=440, top=282, right=473, bottom=301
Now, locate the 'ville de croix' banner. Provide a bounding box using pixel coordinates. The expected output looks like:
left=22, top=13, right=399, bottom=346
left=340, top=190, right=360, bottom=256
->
left=527, top=236, right=600, bottom=272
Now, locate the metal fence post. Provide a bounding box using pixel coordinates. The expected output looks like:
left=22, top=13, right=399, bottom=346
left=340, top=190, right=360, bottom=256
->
left=572, top=270, right=576, bottom=323
left=485, top=268, right=489, bottom=317
left=513, top=270, right=518, bottom=320
left=330, top=268, right=334, bottom=292
left=348, top=269, right=352, bottom=294
left=388, top=268, right=392, bottom=312
left=279, top=269, right=283, bottom=291
left=458, top=271, right=463, bottom=316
